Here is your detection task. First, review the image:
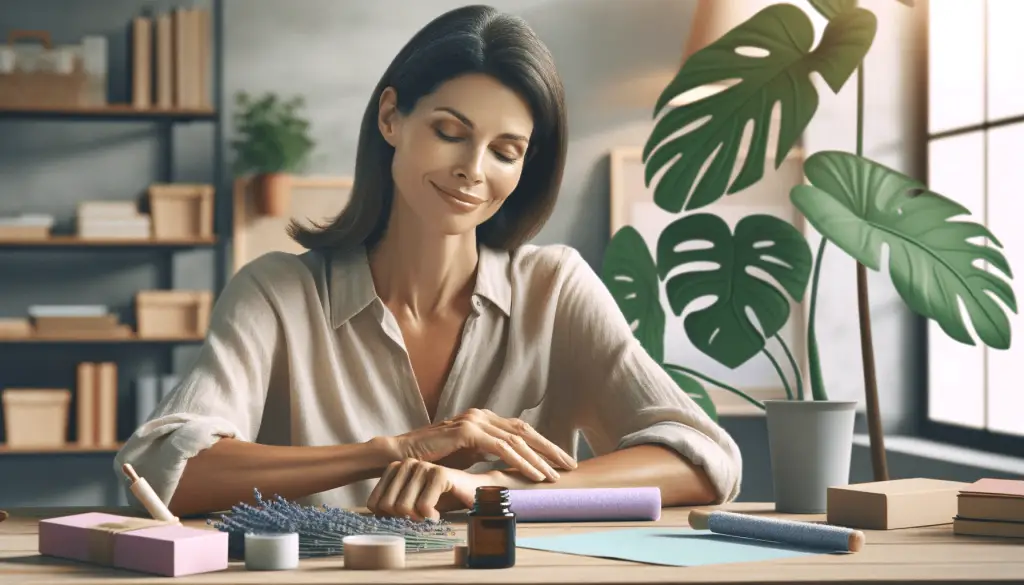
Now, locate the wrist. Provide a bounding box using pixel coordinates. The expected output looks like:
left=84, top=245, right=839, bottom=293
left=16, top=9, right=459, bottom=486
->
left=364, top=435, right=404, bottom=466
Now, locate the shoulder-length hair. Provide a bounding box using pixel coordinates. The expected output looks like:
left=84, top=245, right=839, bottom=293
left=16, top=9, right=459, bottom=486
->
left=288, top=4, right=567, bottom=252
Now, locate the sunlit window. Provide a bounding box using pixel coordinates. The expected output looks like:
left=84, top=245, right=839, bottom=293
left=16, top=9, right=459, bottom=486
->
left=925, top=0, right=1024, bottom=453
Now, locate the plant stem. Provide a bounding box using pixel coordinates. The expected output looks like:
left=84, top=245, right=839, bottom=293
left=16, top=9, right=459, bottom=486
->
left=775, top=334, right=804, bottom=400
left=662, top=363, right=765, bottom=410
left=762, top=348, right=793, bottom=400
left=807, top=237, right=829, bottom=401
left=854, top=62, right=889, bottom=482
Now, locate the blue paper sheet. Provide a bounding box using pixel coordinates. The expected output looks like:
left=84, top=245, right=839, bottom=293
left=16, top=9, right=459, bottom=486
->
left=517, top=527, right=834, bottom=567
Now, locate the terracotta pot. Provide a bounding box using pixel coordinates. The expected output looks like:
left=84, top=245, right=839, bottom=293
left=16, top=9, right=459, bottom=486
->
left=254, top=172, right=292, bottom=217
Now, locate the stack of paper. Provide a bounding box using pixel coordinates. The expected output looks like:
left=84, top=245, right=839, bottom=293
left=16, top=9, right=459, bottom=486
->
left=76, top=201, right=151, bottom=239
left=28, top=305, right=132, bottom=339
left=0, top=213, right=54, bottom=240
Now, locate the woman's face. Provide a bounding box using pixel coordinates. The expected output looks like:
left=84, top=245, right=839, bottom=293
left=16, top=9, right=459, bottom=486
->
left=378, top=73, right=534, bottom=238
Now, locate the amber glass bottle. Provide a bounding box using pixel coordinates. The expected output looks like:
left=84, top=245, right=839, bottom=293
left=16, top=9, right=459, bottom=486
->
left=466, top=486, right=516, bottom=569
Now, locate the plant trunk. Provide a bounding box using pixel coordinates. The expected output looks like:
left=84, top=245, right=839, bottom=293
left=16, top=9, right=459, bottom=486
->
left=854, top=61, right=889, bottom=483
left=857, top=263, right=888, bottom=481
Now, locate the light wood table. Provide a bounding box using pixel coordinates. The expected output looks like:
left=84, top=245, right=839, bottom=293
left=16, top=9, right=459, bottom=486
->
left=1, top=502, right=1022, bottom=584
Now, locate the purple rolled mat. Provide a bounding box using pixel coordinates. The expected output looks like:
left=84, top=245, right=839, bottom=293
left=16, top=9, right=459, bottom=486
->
left=507, top=487, right=661, bottom=522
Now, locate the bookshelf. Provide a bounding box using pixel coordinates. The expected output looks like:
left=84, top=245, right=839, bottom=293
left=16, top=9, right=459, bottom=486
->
left=0, top=105, right=216, bottom=122
left=0, top=236, right=216, bottom=249
left=0, top=0, right=226, bottom=458
left=0, top=443, right=125, bottom=455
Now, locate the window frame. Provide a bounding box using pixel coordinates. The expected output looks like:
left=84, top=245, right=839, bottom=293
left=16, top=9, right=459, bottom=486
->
left=919, top=0, right=1024, bottom=457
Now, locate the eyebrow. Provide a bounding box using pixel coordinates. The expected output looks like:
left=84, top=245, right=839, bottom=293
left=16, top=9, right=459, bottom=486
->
left=434, top=106, right=530, bottom=143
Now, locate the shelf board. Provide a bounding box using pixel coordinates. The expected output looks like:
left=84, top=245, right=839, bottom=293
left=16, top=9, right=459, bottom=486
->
left=0, top=442, right=124, bottom=455
left=0, top=104, right=216, bottom=122
left=0, top=236, right=217, bottom=250
left=0, top=335, right=204, bottom=344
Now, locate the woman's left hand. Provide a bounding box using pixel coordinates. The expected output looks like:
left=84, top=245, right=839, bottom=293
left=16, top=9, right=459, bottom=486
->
left=366, top=459, right=498, bottom=521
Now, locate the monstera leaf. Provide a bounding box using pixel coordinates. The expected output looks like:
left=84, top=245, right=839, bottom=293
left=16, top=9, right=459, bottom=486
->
left=601, top=226, right=665, bottom=362
left=657, top=213, right=812, bottom=369
left=791, top=151, right=1017, bottom=350
left=642, top=3, right=876, bottom=213
left=664, top=367, right=718, bottom=422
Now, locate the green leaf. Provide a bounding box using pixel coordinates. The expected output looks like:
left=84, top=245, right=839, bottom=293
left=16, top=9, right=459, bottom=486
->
left=809, top=0, right=856, bottom=20
left=643, top=4, right=876, bottom=213
left=897, top=0, right=914, bottom=6
left=657, top=213, right=812, bottom=369
left=663, top=366, right=717, bottom=422
left=791, top=151, right=1018, bottom=350
left=601, top=226, right=665, bottom=363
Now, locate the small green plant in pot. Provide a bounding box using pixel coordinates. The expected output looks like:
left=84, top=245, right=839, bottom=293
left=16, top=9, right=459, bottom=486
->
left=601, top=0, right=1017, bottom=513
left=231, top=91, right=315, bottom=217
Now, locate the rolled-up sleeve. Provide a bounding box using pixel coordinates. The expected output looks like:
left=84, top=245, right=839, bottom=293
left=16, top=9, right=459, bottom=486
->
left=113, top=262, right=281, bottom=510
left=551, top=248, right=742, bottom=504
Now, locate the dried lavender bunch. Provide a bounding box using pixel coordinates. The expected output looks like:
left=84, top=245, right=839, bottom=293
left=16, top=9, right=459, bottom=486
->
left=208, top=488, right=461, bottom=558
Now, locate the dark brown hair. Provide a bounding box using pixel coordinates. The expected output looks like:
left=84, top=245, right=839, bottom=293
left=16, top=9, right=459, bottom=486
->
left=288, top=5, right=567, bottom=251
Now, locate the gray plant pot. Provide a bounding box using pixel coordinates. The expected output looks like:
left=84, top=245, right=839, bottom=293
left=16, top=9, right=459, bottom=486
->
left=765, top=399, right=857, bottom=514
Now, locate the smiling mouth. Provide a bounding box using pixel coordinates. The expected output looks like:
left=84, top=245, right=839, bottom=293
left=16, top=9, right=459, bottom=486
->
left=431, top=182, right=485, bottom=207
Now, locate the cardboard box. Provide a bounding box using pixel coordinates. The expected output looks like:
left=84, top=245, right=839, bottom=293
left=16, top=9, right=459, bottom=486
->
left=38, top=512, right=228, bottom=577
left=135, top=290, right=213, bottom=339
left=827, top=478, right=968, bottom=530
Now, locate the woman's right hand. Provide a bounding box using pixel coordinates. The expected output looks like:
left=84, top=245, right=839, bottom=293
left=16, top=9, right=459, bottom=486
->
left=377, top=408, right=577, bottom=482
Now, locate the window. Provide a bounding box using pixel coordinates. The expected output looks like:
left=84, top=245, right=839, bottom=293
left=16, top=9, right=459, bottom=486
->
left=924, top=0, right=1024, bottom=455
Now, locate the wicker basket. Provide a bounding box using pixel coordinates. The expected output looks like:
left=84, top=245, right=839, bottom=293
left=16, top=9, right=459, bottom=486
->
left=0, top=30, right=89, bottom=109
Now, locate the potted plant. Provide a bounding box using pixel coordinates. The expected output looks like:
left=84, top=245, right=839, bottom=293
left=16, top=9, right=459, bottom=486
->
left=601, top=0, right=1017, bottom=513
left=230, top=91, right=315, bottom=217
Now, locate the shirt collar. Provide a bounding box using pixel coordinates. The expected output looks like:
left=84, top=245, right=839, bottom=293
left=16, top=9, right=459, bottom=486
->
left=329, top=244, right=512, bottom=328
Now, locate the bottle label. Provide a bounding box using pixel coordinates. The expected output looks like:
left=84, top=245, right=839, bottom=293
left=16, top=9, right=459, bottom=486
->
left=469, top=518, right=514, bottom=556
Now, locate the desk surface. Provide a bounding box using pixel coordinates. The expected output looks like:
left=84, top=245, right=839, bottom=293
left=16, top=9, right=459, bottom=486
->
left=1, top=502, right=1022, bottom=584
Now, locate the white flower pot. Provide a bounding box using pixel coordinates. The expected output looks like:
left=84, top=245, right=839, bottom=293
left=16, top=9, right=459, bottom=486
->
left=765, top=399, right=857, bottom=514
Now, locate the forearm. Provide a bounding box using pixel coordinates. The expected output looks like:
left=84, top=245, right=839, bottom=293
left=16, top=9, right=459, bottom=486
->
left=485, top=444, right=717, bottom=506
left=169, top=436, right=397, bottom=517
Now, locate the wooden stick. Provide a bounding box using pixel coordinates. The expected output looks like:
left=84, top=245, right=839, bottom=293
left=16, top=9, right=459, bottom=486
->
left=122, top=463, right=140, bottom=483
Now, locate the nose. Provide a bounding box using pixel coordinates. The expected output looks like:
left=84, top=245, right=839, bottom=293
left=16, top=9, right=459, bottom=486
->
left=453, top=149, right=485, bottom=185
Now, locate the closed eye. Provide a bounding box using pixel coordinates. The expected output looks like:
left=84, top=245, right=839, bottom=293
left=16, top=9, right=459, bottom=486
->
left=435, top=128, right=519, bottom=164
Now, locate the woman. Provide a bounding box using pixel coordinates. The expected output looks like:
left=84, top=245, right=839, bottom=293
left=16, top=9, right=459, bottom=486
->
left=114, top=4, right=742, bottom=521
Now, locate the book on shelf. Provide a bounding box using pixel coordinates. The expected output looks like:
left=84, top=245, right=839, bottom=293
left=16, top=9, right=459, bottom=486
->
left=132, top=5, right=211, bottom=110
left=76, top=361, right=118, bottom=447
left=954, top=478, right=1024, bottom=539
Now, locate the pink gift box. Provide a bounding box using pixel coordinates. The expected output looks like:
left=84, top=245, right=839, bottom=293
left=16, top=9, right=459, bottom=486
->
left=38, top=512, right=229, bottom=577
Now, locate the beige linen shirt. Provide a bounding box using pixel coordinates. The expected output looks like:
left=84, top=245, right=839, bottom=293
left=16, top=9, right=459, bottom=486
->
left=114, top=243, right=743, bottom=511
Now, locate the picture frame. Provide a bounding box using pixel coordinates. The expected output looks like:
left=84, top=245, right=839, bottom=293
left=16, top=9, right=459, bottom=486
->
left=609, top=146, right=809, bottom=415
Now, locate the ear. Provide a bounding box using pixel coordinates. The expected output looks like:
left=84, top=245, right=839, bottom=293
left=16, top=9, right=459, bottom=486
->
left=377, top=87, right=400, bottom=146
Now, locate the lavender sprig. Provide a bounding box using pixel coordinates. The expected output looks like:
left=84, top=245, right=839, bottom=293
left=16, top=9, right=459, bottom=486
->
left=207, top=488, right=462, bottom=558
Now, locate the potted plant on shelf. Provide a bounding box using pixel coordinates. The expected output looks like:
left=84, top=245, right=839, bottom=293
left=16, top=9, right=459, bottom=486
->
left=230, top=91, right=315, bottom=217
left=601, top=0, right=1017, bottom=513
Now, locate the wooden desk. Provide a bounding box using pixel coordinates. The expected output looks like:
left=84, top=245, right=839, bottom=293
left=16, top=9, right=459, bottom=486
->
left=1, top=502, right=1021, bottom=584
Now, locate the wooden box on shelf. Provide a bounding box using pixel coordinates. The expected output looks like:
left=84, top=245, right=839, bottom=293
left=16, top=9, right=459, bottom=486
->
left=1, top=388, right=70, bottom=448
left=136, top=290, right=212, bottom=339
left=148, top=183, right=214, bottom=240
left=0, top=30, right=98, bottom=109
